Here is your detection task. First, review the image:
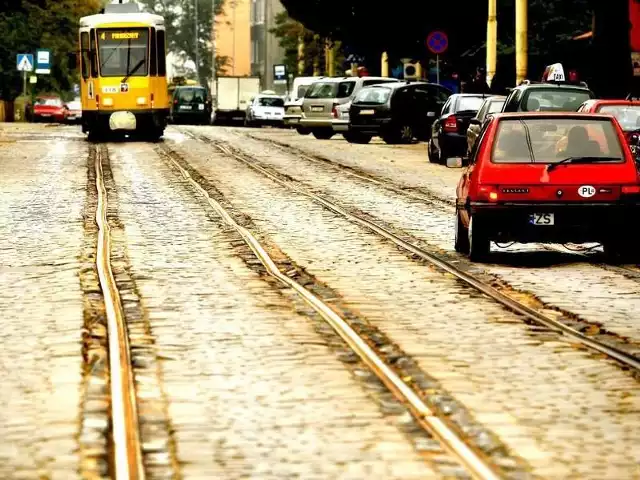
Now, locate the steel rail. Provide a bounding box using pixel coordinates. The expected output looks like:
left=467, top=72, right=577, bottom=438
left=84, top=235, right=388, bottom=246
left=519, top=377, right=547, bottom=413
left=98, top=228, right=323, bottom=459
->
left=204, top=139, right=640, bottom=373
left=163, top=148, right=501, bottom=480
left=95, top=146, right=144, bottom=480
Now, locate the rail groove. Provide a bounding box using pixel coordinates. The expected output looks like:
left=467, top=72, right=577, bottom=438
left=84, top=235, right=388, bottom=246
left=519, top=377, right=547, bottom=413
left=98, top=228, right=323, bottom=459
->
left=95, top=145, right=144, bottom=479
left=189, top=133, right=640, bottom=373
left=162, top=143, right=501, bottom=480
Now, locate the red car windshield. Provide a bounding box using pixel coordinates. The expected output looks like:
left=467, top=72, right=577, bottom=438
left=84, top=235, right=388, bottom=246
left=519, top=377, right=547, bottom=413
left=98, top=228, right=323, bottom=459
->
left=35, top=98, right=62, bottom=107
left=491, top=118, right=625, bottom=164
left=597, top=105, right=640, bottom=131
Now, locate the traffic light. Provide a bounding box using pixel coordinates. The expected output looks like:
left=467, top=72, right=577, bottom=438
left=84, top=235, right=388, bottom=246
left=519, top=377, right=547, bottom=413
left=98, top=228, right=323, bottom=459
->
left=403, top=61, right=419, bottom=80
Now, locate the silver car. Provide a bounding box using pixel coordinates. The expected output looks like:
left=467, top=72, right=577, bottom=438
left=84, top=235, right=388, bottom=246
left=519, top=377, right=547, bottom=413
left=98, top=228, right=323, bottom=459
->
left=300, top=76, right=399, bottom=139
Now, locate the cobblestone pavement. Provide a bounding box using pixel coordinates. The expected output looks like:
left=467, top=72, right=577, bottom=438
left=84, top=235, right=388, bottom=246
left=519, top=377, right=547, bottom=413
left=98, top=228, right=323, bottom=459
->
left=168, top=128, right=640, bottom=479
left=215, top=127, right=640, bottom=347
left=107, top=140, right=437, bottom=479
left=0, top=129, right=86, bottom=479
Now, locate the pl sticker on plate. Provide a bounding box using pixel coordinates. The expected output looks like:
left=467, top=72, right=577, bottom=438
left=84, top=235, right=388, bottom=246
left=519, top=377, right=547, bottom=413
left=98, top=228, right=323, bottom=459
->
left=578, top=185, right=596, bottom=198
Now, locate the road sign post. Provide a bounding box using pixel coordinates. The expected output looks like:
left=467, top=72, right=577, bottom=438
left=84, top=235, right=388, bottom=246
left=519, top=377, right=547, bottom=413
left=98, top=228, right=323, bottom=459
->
left=427, top=31, right=448, bottom=85
left=17, top=54, right=34, bottom=98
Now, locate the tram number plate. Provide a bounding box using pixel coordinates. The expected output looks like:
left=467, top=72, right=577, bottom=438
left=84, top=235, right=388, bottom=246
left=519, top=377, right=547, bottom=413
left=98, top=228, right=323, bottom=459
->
left=529, top=213, right=554, bottom=225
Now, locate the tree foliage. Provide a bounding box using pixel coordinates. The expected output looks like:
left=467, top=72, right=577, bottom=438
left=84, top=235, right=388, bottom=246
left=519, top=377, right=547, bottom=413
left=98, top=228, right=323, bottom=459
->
left=280, top=0, right=631, bottom=97
left=0, top=0, right=102, bottom=100
left=137, top=0, right=227, bottom=82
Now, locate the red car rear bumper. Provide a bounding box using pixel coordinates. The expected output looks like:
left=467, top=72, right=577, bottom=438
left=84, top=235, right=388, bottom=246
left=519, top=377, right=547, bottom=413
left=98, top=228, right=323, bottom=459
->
left=467, top=201, right=640, bottom=244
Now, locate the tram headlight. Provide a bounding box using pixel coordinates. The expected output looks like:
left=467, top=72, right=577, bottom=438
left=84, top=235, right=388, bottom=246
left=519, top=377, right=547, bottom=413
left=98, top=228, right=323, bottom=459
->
left=102, top=97, right=113, bottom=106
left=136, top=97, right=147, bottom=105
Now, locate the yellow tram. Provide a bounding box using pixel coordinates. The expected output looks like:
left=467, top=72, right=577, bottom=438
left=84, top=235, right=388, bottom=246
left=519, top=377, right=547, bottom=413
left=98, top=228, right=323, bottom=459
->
left=74, top=2, right=169, bottom=140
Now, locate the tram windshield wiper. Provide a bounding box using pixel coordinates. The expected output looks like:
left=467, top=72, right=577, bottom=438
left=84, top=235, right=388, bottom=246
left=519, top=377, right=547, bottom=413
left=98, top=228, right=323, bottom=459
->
left=121, top=58, right=145, bottom=84
left=546, top=156, right=621, bottom=173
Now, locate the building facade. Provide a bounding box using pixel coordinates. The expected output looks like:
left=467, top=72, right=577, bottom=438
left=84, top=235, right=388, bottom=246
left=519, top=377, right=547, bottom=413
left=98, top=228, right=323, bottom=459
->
left=250, top=0, right=286, bottom=92
left=214, top=0, right=251, bottom=77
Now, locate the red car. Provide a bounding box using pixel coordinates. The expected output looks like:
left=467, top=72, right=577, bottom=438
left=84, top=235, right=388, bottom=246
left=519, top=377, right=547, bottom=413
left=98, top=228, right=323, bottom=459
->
left=32, top=96, right=66, bottom=123
left=449, top=112, right=640, bottom=262
left=578, top=99, right=640, bottom=151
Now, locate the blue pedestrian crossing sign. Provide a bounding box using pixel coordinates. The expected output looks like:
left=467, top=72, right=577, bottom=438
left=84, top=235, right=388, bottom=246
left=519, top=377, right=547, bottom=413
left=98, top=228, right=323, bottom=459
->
left=17, top=54, right=34, bottom=72
left=36, top=49, right=52, bottom=75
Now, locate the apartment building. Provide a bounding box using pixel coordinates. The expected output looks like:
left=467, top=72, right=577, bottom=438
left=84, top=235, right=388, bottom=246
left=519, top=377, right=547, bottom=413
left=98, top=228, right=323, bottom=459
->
left=250, top=0, right=286, bottom=92
left=214, top=0, right=251, bottom=76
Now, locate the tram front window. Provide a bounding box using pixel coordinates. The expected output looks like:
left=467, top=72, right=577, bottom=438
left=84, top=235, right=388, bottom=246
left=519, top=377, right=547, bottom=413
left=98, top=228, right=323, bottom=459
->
left=97, top=28, right=149, bottom=78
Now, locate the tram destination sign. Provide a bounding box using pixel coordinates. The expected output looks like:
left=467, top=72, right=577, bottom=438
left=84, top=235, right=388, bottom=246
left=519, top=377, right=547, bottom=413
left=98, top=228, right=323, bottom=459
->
left=99, top=30, right=146, bottom=42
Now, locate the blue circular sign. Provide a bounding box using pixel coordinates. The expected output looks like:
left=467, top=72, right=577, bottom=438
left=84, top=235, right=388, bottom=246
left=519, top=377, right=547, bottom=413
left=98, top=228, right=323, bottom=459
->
left=427, top=31, right=448, bottom=54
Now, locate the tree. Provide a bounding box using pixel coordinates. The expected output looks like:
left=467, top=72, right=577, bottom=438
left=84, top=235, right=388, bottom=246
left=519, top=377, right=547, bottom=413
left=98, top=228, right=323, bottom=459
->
left=0, top=0, right=102, bottom=100
left=269, top=11, right=344, bottom=76
left=137, top=0, right=228, bottom=82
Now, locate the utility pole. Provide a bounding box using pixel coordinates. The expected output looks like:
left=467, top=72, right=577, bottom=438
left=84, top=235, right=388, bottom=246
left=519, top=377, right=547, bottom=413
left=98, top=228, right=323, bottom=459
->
left=313, top=34, right=320, bottom=76
left=381, top=52, right=389, bottom=77
left=515, top=0, right=528, bottom=85
left=297, top=35, right=305, bottom=76
left=486, top=0, right=497, bottom=87
left=194, top=0, right=201, bottom=84
left=211, top=0, right=216, bottom=94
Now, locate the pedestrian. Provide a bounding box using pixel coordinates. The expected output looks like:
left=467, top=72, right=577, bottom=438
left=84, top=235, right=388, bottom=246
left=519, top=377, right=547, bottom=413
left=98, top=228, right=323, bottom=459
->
left=466, top=67, right=491, bottom=94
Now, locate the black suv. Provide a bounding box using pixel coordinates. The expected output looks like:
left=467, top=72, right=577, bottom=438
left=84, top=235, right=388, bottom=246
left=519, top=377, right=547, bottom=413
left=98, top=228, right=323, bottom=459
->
left=348, top=81, right=451, bottom=144
left=501, top=80, right=595, bottom=113
left=170, top=86, right=212, bottom=125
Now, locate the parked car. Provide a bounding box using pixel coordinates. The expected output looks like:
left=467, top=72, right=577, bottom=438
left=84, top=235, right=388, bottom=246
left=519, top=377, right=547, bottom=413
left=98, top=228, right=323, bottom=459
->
left=284, top=76, right=326, bottom=134
left=170, top=85, right=212, bottom=125
left=577, top=99, right=640, bottom=153
left=348, top=81, right=452, bottom=144
left=33, top=96, right=66, bottom=123
left=466, top=95, right=506, bottom=154
left=300, top=76, right=399, bottom=140
left=429, top=94, right=486, bottom=163
left=447, top=112, right=640, bottom=262
left=64, top=97, right=82, bottom=124
left=501, top=64, right=594, bottom=114
left=244, top=94, right=285, bottom=127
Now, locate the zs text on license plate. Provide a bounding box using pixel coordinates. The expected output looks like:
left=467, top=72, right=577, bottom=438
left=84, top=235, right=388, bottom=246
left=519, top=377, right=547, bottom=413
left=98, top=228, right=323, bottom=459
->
left=529, top=213, right=554, bottom=225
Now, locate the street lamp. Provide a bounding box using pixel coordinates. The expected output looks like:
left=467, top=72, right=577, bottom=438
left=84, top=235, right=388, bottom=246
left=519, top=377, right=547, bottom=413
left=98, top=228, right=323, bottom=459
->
left=194, top=0, right=201, bottom=84
left=486, top=0, right=497, bottom=86
left=515, top=0, right=528, bottom=84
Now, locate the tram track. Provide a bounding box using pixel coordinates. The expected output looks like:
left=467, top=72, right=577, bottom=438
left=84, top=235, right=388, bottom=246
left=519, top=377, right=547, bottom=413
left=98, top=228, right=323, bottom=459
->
left=156, top=141, right=505, bottom=480
left=181, top=131, right=640, bottom=374
left=93, top=144, right=145, bottom=479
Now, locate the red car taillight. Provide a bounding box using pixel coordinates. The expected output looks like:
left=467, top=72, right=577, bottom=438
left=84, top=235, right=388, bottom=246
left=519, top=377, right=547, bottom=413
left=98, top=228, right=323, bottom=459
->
left=622, top=185, right=640, bottom=194
left=444, top=116, right=458, bottom=132
left=477, top=185, right=499, bottom=202
left=331, top=105, right=338, bottom=118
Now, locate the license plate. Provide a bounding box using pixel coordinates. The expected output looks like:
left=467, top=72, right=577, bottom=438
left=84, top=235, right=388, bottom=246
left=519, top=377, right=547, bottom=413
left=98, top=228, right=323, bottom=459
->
left=41, top=114, right=51, bottom=117
left=359, top=109, right=375, bottom=115
left=180, top=105, right=192, bottom=110
left=529, top=213, right=554, bottom=225
left=311, top=106, right=324, bottom=112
